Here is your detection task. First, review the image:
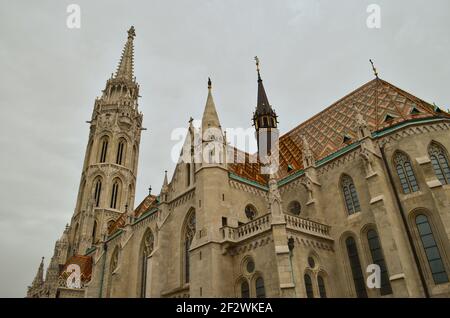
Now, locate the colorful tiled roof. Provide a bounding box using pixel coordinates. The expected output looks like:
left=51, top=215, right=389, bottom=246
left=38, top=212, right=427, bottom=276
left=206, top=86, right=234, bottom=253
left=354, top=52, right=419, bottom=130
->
left=229, top=78, right=449, bottom=184
left=107, top=194, right=158, bottom=235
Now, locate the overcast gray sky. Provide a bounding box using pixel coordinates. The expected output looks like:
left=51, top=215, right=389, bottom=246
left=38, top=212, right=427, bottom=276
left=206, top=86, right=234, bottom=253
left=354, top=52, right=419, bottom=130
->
left=0, top=0, right=449, bottom=297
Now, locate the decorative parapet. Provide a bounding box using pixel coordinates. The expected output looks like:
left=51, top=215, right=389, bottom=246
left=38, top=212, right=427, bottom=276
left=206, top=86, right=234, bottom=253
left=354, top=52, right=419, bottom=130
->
left=221, top=214, right=271, bottom=243
left=220, top=213, right=332, bottom=243
left=284, top=214, right=332, bottom=240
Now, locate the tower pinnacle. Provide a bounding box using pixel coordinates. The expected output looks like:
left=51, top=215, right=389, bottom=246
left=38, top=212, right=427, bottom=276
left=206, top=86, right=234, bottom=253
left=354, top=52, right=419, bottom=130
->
left=115, top=26, right=136, bottom=80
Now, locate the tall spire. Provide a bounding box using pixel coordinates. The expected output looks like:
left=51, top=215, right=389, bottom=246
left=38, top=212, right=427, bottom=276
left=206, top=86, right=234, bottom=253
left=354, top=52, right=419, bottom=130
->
left=253, top=56, right=277, bottom=123
left=31, top=257, right=45, bottom=288
left=201, top=77, right=221, bottom=133
left=252, top=56, right=277, bottom=129
left=115, top=26, right=136, bottom=80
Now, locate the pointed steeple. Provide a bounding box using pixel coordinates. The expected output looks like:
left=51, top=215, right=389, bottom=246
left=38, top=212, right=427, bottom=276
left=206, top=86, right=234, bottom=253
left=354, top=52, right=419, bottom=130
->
left=201, top=77, right=221, bottom=133
left=31, top=257, right=45, bottom=288
left=253, top=56, right=277, bottom=125
left=115, top=26, right=136, bottom=81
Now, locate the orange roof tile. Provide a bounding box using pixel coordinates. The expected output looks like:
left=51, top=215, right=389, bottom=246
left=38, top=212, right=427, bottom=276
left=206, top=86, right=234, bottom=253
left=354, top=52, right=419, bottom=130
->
left=107, top=194, right=158, bottom=235
left=229, top=78, right=449, bottom=184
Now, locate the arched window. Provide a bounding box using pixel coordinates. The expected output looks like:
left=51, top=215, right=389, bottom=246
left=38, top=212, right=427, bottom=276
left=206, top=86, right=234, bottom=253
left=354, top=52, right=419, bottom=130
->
left=99, top=136, right=109, bottom=163
left=107, top=247, right=119, bottom=298
left=304, top=274, right=314, bottom=298
left=393, top=151, right=419, bottom=194
left=245, top=204, right=257, bottom=220
left=110, top=179, right=121, bottom=209
left=428, top=142, right=450, bottom=185
left=93, top=177, right=102, bottom=207
left=116, top=139, right=126, bottom=165
left=240, top=280, right=250, bottom=298
left=317, top=275, right=327, bottom=298
left=415, top=214, right=449, bottom=284
left=255, top=277, right=266, bottom=298
left=139, top=230, right=154, bottom=297
left=341, top=175, right=361, bottom=215
left=367, top=229, right=392, bottom=295
left=345, top=237, right=367, bottom=298
left=288, top=201, right=301, bottom=215
left=183, top=210, right=196, bottom=283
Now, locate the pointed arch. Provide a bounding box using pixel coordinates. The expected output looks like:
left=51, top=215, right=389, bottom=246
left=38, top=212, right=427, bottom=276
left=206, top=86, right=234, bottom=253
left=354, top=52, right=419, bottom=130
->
left=93, top=176, right=103, bottom=207
left=340, top=174, right=361, bottom=215
left=182, top=208, right=196, bottom=284
left=110, top=178, right=122, bottom=210
left=410, top=210, right=449, bottom=285
left=428, top=141, right=450, bottom=185
left=107, top=246, right=119, bottom=298
left=115, top=138, right=127, bottom=165
left=304, top=273, right=314, bottom=298
left=98, top=135, right=109, bottom=163
left=345, top=236, right=367, bottom=298
left=138, top=228, right=155, bottom=297
left=392, top=151, right=419, bottom=193
left=317, top=272, right=328, bottom=298
left=254, top=275, right=266, bottom=298
left=365, top=228, right=393, bottom=295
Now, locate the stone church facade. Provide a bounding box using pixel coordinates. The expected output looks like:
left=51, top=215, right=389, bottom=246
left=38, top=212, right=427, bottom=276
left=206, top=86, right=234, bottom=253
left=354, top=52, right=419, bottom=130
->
left=27, top=27, right=450, bottom=298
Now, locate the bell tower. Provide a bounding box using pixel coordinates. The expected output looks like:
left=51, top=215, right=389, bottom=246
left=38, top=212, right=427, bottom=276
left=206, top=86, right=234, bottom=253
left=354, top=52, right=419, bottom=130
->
left=69, top=26, right=143, bottom=255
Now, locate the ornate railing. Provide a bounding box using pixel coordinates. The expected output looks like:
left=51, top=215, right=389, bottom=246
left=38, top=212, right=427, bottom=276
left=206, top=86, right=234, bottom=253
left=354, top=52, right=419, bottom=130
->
left=221, top=213, right=332, bottom=243
left=284, top=214, right=331, bottom=239
left=221, top=214, right=272, bottom=242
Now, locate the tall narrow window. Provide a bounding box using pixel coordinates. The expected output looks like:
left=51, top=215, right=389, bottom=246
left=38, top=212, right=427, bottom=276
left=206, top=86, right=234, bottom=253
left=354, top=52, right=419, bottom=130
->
left=428, top=142, right=450, bottom=185
left=240, top=280, right=250, bottom=298
left=341, top=175, right=361, bottom=215
left=107, top=247, right=119, bottom=298
left=415, top=214, right=449, bottom=284
left=140, top=230, right=154, bottom=297
left=393, top=151, right=419, bottom=194
left=255, top=277, right=266, bottom=298
left=110, top=180, right=120, bottom=209
left=304, top=274, right=314, bottom=298
left=318, top=275, right=327, bottom=298
left=186, top=163, right=191, bottom=186
left=99, top=137, right=109, bottom=163
left=94, top=178, right=102, bottom=207
left=345, top=237, right=368, bottom=298
left=116, top=140, right=126, bottom=165
left=367, top=229, right=393, bottom=295
left=183, top=210, right=196, bottom=283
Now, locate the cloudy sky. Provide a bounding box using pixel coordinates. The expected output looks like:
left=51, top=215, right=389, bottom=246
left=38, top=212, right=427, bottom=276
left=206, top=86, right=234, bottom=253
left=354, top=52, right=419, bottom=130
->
left=0, top=0, right=449, bottom=297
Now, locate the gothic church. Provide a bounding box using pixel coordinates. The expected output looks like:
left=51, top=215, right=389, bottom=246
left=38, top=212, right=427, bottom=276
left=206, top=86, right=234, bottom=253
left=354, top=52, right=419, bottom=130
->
left=27, top=27, right=450, bottom=298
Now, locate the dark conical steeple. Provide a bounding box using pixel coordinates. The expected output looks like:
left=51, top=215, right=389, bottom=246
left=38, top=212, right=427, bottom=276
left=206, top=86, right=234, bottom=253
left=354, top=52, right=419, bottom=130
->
left=252, top=56, right=278, bottom=129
